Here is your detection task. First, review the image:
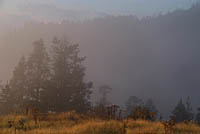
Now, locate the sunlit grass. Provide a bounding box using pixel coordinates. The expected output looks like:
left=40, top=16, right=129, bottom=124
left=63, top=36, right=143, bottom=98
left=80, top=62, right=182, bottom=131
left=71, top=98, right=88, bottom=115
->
left=0, top=113, right=200, bottom=134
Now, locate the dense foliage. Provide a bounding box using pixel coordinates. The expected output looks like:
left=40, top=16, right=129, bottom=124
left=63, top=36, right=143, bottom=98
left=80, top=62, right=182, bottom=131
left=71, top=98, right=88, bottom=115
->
left=0, top=38, right=93, bottom=114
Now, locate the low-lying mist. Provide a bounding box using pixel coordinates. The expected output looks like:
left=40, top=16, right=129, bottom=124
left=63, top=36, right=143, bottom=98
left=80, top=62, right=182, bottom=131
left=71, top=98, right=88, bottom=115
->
left=1, top=4, right=200, bottom=118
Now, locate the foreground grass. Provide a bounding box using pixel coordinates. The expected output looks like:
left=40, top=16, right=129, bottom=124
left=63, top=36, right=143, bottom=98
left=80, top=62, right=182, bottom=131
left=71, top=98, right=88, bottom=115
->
left=0, top=113, right=200, bottom=134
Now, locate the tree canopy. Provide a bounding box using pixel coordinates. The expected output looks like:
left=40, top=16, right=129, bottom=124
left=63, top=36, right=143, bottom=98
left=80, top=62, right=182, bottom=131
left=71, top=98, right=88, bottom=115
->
left=170, top=98, right=194, bottom=122
left=0, top=38, right=93, bottom=114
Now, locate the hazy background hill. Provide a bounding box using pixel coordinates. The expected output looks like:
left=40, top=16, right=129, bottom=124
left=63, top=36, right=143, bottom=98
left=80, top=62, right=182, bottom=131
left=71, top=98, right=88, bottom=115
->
left=1, top=4, right=200, bottom=118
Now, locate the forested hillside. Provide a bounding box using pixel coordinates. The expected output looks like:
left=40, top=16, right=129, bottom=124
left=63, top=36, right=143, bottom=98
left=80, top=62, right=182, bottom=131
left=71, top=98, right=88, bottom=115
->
left=1, top=4, right=200, bottom=117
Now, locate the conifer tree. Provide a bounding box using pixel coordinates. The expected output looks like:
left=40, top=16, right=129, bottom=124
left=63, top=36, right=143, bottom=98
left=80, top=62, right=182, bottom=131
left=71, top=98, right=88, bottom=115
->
left=26, top=39, right=51, bottom=111
left=185, top=96, right=194, bottom=120
left=0, top=56, right=27, bottom=113
left=195, top=107, right=200, bottom=124
left=9, top=56, right=27, bottom=109
left=170, top=98, right=193, bottom=122
left=0, top=83, right=13, bottom=114
left=50, top=37, right=92, bottom=112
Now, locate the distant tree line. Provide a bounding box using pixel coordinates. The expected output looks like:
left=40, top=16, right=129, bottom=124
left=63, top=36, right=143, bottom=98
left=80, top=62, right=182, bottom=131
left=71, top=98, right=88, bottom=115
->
left=169, top=97, right=200, bottom=124
left=0, top=38, right=93, bottom=114
left=125, top=96, right=158, bottom=121
left=170, top=97, right=194, bottom=122
left=125, top=96, right=200, bottom=123
left=1, top=38, right=200, bottom=124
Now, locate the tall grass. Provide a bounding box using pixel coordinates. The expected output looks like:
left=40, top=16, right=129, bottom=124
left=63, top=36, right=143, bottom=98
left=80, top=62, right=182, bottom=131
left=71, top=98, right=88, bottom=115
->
left=0, top=113, right=200, bottom=134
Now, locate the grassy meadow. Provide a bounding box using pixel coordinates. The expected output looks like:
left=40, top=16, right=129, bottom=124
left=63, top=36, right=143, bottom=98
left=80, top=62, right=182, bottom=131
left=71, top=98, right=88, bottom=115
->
left=0, top=112, right=200, bottom=134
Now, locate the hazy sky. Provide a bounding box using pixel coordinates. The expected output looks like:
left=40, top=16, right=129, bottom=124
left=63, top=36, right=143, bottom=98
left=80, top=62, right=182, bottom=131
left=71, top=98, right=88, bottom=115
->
left=1, top=0, right=200, bottom=17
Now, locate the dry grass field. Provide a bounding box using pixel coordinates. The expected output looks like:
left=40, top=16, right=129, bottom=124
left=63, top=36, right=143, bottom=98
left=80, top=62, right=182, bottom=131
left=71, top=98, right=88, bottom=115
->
left=0, top=112, right=200, bottom=134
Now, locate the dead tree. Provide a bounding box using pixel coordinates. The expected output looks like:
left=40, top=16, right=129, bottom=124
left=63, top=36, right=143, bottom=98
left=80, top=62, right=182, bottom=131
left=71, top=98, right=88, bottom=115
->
left=106, top=105, right=120, bottom=120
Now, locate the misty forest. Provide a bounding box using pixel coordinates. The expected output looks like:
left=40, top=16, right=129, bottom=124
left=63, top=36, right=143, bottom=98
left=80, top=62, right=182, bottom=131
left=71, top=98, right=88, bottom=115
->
left=1, top=1, right=200, bottom=134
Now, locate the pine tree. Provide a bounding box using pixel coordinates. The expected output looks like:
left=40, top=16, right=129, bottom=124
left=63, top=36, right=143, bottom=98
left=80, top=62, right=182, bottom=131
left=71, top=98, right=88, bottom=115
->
left=9, top=56, right=27, bottom=109
left=0, top=56, right=27, bottom=113
left=185, top=96, right=194, bottom=121
left=170, top=98, right=191, bottom=122
left=50, top=37, right=92, bottom=112
left=195, top=107, right=200, bottom=124
left=26, top=39, right=51, bottom=111
left=0, top=83, right=13, bottom=114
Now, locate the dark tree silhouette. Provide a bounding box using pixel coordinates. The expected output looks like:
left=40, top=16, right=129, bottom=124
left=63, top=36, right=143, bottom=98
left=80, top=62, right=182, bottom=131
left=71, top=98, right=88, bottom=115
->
left=0, top=56, right=27, bottom=114
left=0, top=83, right=13, bottom=114
left=195, top=107, right=200, bottom=124
left=170, top=98, right=194, bottom=122
left=26, top=39, right=51, bottom=111
left=9, top=56, right=27, bottom=110
left=0, top=38, right=93, bottom=114
left=49, top=37, right=93, bottom=112
left=185, top=96, right=194, bottom=121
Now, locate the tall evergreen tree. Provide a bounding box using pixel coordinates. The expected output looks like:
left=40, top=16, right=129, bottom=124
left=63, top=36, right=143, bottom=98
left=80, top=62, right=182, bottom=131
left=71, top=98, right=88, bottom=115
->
left=0, top=83, right=13, bottom=114
left=170, top=98, right=193, bottom=122
left=26, top=39, right=51, bottom=111
left=0, top=38, right=92, bottom=114
left=185, top=96, right=194, bottom=121
left=9, top=56, right=27, bottom=109
left=50, top=37, right=92, bottom=112
left=195, top=107, right=200, bottom=124
left=0, top=56, right=27, bottom=113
